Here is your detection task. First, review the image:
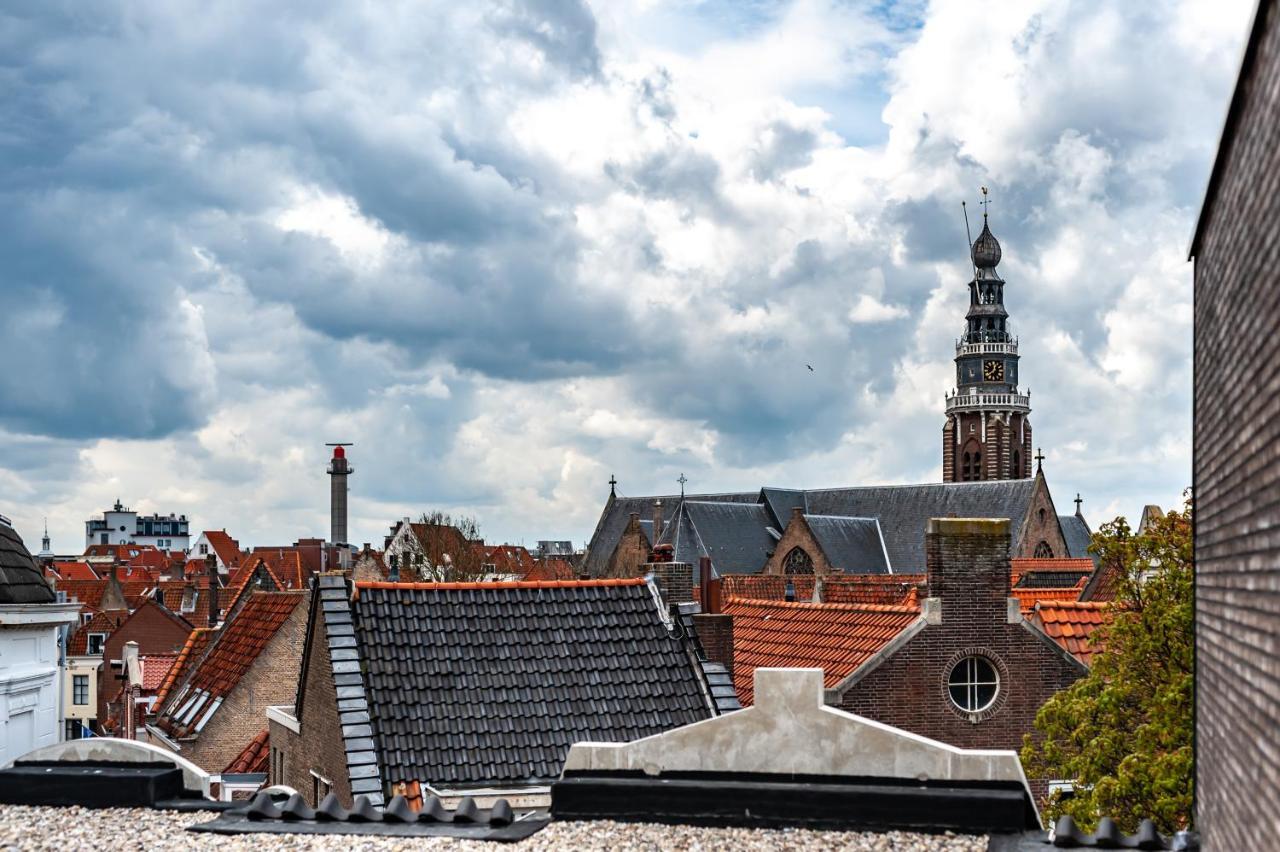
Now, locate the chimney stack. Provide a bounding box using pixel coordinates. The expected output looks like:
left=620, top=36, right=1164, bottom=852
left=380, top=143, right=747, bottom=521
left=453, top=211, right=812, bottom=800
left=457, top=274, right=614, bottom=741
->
left=326, top=444, right=354, bottom=547
left=652, top=500, right=664, bottom=543
left=206, top=553, right=220, bottom=628
left=924, top=518, right=1013, bottom=625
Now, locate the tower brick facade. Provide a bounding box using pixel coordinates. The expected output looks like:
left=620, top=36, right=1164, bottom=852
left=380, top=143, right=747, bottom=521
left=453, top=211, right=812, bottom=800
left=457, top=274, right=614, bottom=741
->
left=942, top=198, right=1033, bottom=483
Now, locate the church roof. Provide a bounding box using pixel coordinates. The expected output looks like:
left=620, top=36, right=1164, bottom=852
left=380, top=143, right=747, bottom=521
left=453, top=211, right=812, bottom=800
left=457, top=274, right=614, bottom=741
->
left=1058, top=514, right=1097, bottom=566
left=659, top=501, right=778, bottom=575
left=0, top=519, right=56, bottom=604
left=585, top=480, right=1039, bottom=576
left=803, top=515, right=890, bottom=574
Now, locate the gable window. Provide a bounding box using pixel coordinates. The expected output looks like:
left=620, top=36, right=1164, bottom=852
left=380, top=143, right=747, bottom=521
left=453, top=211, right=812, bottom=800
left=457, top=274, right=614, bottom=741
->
left=199, top=543, right=209, bottom=555
left=1034, top=541, right=1054, bottom=558
left=948, top=656, right=999, bottom=713
left=73, top=675, right=89, bottom=705
left=86, top=633, right=107, bottom=656
left=783, top=546, right=813, bottom=575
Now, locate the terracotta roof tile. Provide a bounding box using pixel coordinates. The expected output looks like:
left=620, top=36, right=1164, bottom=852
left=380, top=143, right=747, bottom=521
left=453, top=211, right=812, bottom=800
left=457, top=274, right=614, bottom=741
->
left=822, top=574, right=927, bottom=606
left=202, top=530, right=245, bottom=569
left=1032, top=601, right=1112, bottom=665
left=153, top=627, right=216, bottom=707
left=53, top=578, right=154, bottom=613
left=720, top=575, right=816, bottom=602
left=1012, top=579, right=1088, bottom=614
left=182, top=592, right=302, bottom=700
left=50, top=561, right=99, bottom=581
left=723, top=597, right=919, bottom=705
left=66, top=610, right=128, bottom=655
left=224, top=729, right=270, bottom=774
left=139, top=654, right=179, bottom=691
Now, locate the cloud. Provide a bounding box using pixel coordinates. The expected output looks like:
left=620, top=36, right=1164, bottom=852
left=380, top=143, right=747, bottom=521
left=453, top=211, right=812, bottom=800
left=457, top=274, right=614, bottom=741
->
left=0, top=0, right=1253, bottom=553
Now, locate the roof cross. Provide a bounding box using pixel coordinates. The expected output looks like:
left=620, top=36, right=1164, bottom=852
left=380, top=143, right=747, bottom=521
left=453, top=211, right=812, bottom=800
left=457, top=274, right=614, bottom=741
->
left=677, top=473, right=688, bottom=497
left=1034, top=447, right=1045, bottom=472
left=608, top=474, right=617, bottom=497
left=1074, top=493, right=1083, bottom=514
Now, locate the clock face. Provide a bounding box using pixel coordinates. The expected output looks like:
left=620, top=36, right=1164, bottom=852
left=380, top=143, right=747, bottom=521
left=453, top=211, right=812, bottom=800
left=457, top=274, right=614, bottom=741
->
left=983, top=359, right=1005, bottom=382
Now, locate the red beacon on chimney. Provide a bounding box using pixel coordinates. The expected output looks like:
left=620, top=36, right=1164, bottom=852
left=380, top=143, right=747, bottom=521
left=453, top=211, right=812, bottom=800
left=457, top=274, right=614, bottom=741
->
left=333, top=445, right=345, bottom=459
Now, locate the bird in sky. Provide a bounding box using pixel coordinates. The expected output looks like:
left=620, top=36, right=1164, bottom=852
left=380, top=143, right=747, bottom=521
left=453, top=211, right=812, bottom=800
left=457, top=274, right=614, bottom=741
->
left=806, top=364, right=814, bottom=372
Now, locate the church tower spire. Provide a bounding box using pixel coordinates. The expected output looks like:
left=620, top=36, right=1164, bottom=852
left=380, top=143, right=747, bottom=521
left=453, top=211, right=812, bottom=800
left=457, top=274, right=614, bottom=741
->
left=943, top=188, right=1032, bottom=482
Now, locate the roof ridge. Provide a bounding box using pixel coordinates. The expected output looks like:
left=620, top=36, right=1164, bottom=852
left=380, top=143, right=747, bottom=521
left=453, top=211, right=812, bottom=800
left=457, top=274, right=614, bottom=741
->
left=355, top=578, right=645, bottom=593
left=723, top=595, right=919, bottom=615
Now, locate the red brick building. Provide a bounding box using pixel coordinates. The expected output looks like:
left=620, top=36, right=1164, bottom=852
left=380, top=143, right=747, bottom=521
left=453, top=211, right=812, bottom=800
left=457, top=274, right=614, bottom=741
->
left=96, top=597, right=192, bottom=726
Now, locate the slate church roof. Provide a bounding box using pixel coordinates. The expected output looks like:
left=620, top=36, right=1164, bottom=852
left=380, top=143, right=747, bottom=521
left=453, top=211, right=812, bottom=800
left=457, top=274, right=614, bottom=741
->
left=346, top=578, right=721, bottom=792
left=585, top=479, right=1039, bottom=576
left=1058, top=514, right=1096, bottom=565
left=0, top=519, right=55, bottom=604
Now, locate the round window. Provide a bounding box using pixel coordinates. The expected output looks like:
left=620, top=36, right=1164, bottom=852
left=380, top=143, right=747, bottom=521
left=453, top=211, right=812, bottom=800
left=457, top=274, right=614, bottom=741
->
left=947, top=656, right=999, bottom=713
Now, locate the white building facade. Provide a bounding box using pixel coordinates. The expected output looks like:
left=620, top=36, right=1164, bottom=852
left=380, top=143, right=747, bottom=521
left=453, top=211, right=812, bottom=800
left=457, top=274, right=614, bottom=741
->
left=84, top=500, right=190, bottom=552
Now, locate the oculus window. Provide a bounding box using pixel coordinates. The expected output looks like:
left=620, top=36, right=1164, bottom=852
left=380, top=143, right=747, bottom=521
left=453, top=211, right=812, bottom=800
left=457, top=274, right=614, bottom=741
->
left=947, top=656, right=999, bottom=713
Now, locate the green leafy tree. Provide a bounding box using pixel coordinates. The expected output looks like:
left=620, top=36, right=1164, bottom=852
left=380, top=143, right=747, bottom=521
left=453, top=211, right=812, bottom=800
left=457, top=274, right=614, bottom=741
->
left=1021, top=494, right=1193, bottom=833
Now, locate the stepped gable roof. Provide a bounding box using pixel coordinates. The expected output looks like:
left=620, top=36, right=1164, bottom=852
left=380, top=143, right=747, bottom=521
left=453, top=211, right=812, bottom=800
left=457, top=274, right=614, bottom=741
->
left=153, top=627, right=216, bottom=707
left=1058, top=514, right=1097, bottom=565
left=350, top=578, right=718, bottom=790
left=803, top=515, right=891, bottom=574
left=67, top=610, right=128, bottom=655
left=1031, top=601, right=1112, bottom=666
left=139, top=654, right=179, bottom=691
left=0, top=520, right=56, bottom=604
left=659, top=501, right=778, bottom=574
left=802, top=480, right=1036, bottom=571
left=723, top=597, right=920, bottom=705
left=583, top=491, right=757, bottom=577
left=720, top=574, right=816, bottom=602
left=821, top=574, right=926, bottom=606
left=155, top=591, right=303, bottom=737
left=224, top=729, right=270, bottom=774
left=50, top=561, right=99, bottom=581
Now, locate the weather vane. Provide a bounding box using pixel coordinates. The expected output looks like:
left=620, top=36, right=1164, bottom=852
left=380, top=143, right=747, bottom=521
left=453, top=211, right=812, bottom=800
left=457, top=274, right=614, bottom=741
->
left=980, top=185, right=991, bottom=219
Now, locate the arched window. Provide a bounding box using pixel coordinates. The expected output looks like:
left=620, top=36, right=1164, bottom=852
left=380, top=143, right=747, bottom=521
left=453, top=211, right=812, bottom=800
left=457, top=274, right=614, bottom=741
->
left=973, top=452, right=982, bottom=480
left=1038, top=508, right=1046, bottom=524
left=1034, top=541, right=1054, bottom=558
left=961, top=452, right=972, bottom=481
left=783, top=547, right=814, bottom=575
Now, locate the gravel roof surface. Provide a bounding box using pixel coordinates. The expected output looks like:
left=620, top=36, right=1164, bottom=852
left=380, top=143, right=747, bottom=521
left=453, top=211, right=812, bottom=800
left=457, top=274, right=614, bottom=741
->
left=0, top=805, right=989, bottom=851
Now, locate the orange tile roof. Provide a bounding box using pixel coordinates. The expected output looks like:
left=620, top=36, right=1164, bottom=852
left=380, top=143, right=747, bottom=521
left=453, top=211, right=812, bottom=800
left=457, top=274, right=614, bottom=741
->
left=822, top=574, right=926, bottom=606
left=67, top=610, right=128, bottom=655
left=1012, top=580, right=1088, bottom=614
left=723, top=597, right=919, bottom=705
left=720, top=575, right=816, bottom=602
left=202, top=530, right=245, bottom=568
left=51, top=561, right=99, bottom=581
left=224, top=729, right=270, bottom=774
left=54, top=578, right=154, bottom=614
left=139, top=654, right=179, bottom=691
left=179, top=591, right=303, bottom=702
left=521, top=558, right=577, bottom=581
left=1032, top=601, right=1112, bottom=665
left=153, top=627, right=216, bottom=708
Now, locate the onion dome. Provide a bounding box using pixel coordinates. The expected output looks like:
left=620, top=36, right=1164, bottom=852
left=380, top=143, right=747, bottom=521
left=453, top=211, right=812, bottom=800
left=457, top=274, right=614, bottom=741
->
left=0, top=517, right=55, bottom=604
left=971, top=219, right=1002, bottom=269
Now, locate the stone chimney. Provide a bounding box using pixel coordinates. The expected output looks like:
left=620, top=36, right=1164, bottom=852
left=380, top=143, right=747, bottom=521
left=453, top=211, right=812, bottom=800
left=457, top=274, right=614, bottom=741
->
left=652, top=500, right=664, bottom=543
left=649, top=561, right=695, bottom=605
left=924, top=518, right=1014, bottom=625
left=100, top=560, right=128, bottom=612
left=206, top=553, right=220, bottom=628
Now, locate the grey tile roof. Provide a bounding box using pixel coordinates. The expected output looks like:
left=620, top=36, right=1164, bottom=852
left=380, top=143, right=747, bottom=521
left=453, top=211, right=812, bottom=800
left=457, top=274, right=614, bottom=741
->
left=1059, top=514, right=1098, bottom=566
left=0, top=520, right=54, bottom=604
left=759, top=488, right=806, bottom=528
left=803, top=515, right=890, bottom=574
left=799, top=480, right=1037, bottom=571
left=660, top=501, right=778, bottom=575
left=351, top=581, right=717, bottom=790
left=582, top=492, right=756, bottom=577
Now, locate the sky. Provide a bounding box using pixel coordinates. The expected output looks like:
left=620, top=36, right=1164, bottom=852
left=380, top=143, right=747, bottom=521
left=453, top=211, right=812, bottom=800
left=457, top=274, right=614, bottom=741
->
left=0, top=0, right=1255, bottom=554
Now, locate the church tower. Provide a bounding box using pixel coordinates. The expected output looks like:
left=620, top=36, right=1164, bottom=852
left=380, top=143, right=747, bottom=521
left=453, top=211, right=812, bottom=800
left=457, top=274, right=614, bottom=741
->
left=943, top=191, right=1032, bottom=482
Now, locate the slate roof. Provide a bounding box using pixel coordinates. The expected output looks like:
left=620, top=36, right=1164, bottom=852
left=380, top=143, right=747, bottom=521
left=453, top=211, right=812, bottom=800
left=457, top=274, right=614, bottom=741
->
left=0, top=520, right=55, bottom=604
left=722, top=597, right=920, bottom=705
left=225, top=729, right=270, bottom=774
left=155, top=591, right=303, bottom=738
left=804, top=515, right=890, bottom=574
left=1059, top=514, right=1097, bottom=565
left=350, top=578, right=718, bottom=790
left=659, top=501, right=778, bottom=574
left=585, top=480, right=1038, bottom=576
left=1031, top=601, right=1112, bottom=666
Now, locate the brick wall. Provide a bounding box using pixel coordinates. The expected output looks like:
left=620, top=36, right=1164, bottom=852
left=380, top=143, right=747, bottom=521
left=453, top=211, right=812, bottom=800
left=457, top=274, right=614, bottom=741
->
left=1192, top=1, right=1280, bottom=845
left=1014, top=474, right=1067, bottom=559
left=98, top=602, right=191, bottom=726
left=833, top=519, right=1084, bottom=792
left=944, top=413, right=1031, bottom=482
left=274, top=612, right=353, bottom=806
left=650, top=561, right=694, bottom=604
left=761, top=510, right=837, bottom=577
left=692, top=613, right=733, bottom=676
left=181, top=593, right=309, bottom=773
left=605, top=514, right=652, bottom=578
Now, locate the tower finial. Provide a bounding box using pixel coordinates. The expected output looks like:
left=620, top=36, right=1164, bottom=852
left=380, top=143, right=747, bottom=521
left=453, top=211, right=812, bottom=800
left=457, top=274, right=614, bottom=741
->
left=677, top=473, right=688, bottom=498
left=608, top=474, right=617, bottom=497
left=1074, top=493, right=1083, bottom=515
left=980, top=185, right=990, bottom=219
left=1035, top=447, right=1045, bottom=472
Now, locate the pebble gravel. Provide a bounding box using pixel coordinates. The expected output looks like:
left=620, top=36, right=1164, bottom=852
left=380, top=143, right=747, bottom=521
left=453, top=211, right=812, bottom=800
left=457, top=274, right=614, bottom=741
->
left=0, top=805, right=989, bottom=851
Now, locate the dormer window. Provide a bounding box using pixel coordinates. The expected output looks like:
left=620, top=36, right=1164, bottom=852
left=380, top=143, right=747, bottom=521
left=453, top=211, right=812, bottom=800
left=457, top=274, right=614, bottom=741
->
left=86, top=633, right=107, bottom=656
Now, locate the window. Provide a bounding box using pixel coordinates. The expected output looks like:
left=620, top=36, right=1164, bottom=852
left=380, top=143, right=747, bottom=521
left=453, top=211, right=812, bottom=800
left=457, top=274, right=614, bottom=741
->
left=199, top=543, right=209, bottom=555
left=1012, top=450, right=1020, bottom=476
left=948, top=656, right=999, bottom=713
left=311, top=770, right=332, bottom=804
left=86, top=633, right=107, bottom=656
left=73, top=675, right=89, bottom=705
left=783, top=547, right=813, bottom=575
left=1034, top=541, right=1055, bottom=558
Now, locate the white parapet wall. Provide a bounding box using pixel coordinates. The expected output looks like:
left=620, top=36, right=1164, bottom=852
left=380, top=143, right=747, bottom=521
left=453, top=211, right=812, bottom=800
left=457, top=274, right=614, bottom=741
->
left=563, top=667, right=1034, bottom=792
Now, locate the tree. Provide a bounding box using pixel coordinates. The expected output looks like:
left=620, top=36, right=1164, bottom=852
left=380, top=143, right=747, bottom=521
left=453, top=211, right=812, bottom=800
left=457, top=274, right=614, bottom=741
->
left=398, top=511, right=485, bottom=582
left=1021, top=494, right=1193, bottom=834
